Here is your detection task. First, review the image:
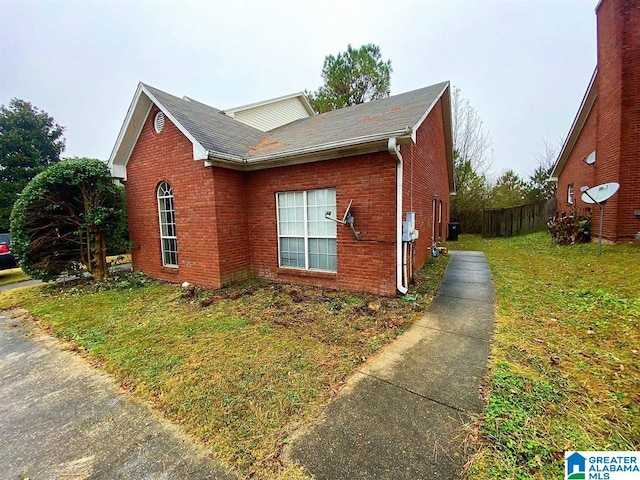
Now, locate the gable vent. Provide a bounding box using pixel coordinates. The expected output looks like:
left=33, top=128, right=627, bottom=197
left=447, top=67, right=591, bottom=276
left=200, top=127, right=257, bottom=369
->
left=154, top=111, right=165, bottom=133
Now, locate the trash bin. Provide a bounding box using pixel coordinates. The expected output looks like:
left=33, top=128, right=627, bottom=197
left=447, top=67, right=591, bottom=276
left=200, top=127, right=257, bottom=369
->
left=447, top=222, right=460, bottom=241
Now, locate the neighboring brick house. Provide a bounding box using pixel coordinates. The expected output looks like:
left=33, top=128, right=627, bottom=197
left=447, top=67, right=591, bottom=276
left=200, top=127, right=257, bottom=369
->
left=551, top=0, right=640, bottom=242
left=108, top=81, right=454, bottom=297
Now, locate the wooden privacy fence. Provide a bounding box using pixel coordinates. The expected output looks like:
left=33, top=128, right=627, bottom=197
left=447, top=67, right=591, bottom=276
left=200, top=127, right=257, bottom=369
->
left=482, top=199, right=556, bottom=238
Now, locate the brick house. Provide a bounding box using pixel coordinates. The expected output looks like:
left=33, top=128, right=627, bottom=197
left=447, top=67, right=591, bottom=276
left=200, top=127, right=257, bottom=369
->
left=108, top=81, right=454, bottom=297
left=551, top=0, right=640, bottom=242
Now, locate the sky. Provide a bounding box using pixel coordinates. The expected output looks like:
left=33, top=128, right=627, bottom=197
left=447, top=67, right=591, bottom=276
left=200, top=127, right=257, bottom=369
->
left=1, top=0, right=597, bottom=180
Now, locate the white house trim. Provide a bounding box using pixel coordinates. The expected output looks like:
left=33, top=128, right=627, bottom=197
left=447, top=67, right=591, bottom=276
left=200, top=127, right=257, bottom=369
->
left=108, top=83, right=210, bottom=179
left=408, top=81, right=455, bottom=193
left=551, top=68, right=598, bottom=181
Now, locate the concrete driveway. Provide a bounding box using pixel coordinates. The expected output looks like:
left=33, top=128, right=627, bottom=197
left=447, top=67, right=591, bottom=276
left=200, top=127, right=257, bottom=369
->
left=0, top=310, right=234, bottom=480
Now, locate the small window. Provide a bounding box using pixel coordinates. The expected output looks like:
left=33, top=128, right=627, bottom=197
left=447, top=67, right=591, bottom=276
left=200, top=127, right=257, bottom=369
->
left=157, top=182, right=178, bottom=266
left=154, top=112, right=165, bottom=133
left=567, top=184, right=574, bottom=204
left=276, top=188, right=337, bottom=272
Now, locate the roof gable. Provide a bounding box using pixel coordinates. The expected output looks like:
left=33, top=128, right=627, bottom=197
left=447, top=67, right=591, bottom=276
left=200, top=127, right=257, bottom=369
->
left=108, top=83, right=264, bottom=179
left=223, top=92, right=314, bottom=131
left=551, top=68, right=598, bottom=180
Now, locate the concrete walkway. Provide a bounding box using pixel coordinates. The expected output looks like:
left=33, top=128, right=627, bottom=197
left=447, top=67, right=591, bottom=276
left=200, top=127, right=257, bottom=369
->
left=0, top=263, right=134, bottom=292
left=0, top=278, right=42, bottom=291
left=0, top=311, right=234, bottom=480
left=289, top=251, right=495, bottom=479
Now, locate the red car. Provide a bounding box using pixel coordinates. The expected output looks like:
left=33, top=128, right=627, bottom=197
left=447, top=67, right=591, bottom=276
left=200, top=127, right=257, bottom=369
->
left=0, top=233, right=18, bottom=270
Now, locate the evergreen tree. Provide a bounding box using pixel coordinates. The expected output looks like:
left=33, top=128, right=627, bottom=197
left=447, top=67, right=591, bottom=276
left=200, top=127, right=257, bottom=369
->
left=491, top=170, right=528, bottom=208
left=0, top=99, right=65, bottom=231
left=307, top=44, right=392, bottom=113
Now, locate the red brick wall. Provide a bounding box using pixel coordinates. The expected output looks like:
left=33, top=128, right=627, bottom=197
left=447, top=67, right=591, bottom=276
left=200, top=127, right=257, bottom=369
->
left=246, top=154, right=398, bottom=297
left=402, top=97, right=451, bottom=271
left=124, top=102, right=452, bottom=296
left=595, top=0, right=640, bottom=241
left=615, top=0, right=640, bottom=240
left=558, top=0, right=640, bottom=241
left=124, top=106, right=222, bottom=287
left=595, top=0, right=624, bottom=239
left=211, top=167, right=251, bottom=284
left=558, top=101, right=597, bottom=215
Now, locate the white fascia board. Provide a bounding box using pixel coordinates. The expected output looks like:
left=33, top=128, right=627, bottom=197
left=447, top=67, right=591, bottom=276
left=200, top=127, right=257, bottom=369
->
left=408, top=81, right=455, bottom=193
left=247, top=128, right=414, bottom=163
left=412, top=81, right=450, bottom=134
left=108, top=83, right=211, bottom=179
left=440, top=84, right=456, bottom=193
left=108, top=83, right=150, bottom=176
left=299, top=94, right=315, bottom=116
left=550, top=68, right=598, bottom=179
left=208, top=141, right=386, bottom=171
left=111, top=164, right=127, bottom=180
left=193, top=143, right=208, bottom=161
left=205, top=128, right=414, bottom=171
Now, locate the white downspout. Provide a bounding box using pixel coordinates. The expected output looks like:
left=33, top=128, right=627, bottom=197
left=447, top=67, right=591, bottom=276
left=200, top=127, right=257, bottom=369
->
left=388, top=137, right=408, bottom=295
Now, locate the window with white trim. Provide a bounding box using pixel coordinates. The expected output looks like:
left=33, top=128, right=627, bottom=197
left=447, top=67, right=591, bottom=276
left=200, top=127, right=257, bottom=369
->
left=157, top=182, right=178, bottom=266
left=277, top=188, right=337, bottom=272
left=567, top=183, right=574, bottom=204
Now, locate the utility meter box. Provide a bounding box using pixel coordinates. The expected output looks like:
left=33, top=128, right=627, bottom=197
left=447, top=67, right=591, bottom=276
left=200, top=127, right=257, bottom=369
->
left=402, top=212, right=419, bottom=242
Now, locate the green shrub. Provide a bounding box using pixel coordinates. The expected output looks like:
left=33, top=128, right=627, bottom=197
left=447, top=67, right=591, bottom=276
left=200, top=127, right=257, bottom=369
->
left=10, top=158, right=127, bottom=281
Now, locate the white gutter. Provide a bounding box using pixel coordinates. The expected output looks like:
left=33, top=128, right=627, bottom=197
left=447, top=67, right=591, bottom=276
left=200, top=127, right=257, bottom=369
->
left=204, top=150, right=245, bottom=167
left=250, top=128, right=414, bottom=163
left=206, top=128, right=414, bottom=167
left=388, top=137, right=408, bottom=295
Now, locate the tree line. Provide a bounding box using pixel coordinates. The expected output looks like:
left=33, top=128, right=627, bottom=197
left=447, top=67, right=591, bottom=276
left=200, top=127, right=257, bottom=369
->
left=450, top=86, right=557, bottom=233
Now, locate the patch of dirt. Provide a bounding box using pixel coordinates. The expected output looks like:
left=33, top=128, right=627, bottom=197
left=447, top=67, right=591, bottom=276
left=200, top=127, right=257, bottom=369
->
left=249, top=137, right=286, bottom=153
left=1, top=307, right=31, bottom=322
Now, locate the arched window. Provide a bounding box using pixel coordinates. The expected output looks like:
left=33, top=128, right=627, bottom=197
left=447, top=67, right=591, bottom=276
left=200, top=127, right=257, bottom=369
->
left=157, top=182, right=178, bottom=266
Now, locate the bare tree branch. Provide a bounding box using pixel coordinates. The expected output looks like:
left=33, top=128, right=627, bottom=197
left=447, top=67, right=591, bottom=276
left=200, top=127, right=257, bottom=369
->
left=451, top=86, right=493, bottom=182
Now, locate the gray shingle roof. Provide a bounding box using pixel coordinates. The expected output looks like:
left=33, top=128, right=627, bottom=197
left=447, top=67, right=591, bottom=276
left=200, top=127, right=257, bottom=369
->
left=143, top=81, right=448, bottom=162
left=143, top=84, right=264, bottom=157
left=248, top=82, right=449, bottom=159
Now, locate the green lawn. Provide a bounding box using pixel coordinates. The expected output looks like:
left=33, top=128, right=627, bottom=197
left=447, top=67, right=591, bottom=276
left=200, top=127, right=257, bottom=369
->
left=0, top=267, right=30, bottom=286
left=448, top=232, right=640, bottom=479
left=0, top=257, right=448, bottom=479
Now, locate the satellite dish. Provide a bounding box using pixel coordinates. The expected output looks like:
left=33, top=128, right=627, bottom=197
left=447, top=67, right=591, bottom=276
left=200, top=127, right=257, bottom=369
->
left=584, top=151, right=596, bottom=165
left=342, top=199, right=353, bottom=223
left=581, top=182, right=619, bottom=204
left=325, top=199, right=360, bottom=240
